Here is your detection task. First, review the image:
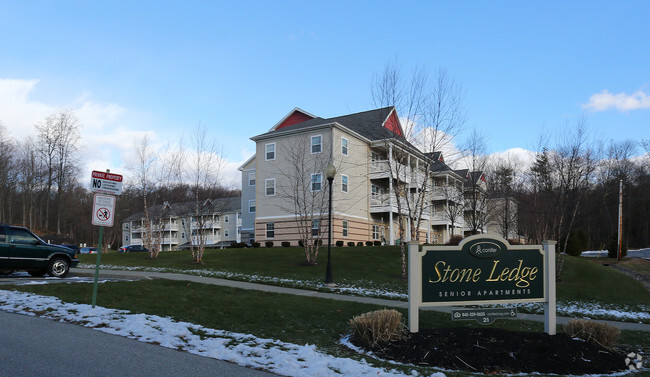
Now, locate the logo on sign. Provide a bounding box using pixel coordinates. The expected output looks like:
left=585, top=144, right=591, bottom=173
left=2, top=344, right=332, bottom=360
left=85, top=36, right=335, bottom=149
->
left=469, top=242, right=503, bottom=258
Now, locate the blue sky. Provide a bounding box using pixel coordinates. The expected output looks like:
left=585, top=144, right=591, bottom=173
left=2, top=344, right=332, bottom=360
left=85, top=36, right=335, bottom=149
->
left=1, top=1, right=648, bottom=186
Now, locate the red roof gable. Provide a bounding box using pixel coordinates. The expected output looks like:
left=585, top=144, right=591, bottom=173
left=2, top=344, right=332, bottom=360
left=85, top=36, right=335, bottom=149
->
left=383, top=110, right=403, bottom=137
left=275, top=110, right=315, bottom=130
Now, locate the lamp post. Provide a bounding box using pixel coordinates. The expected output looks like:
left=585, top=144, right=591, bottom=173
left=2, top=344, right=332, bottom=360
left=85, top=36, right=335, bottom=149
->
left=325, top=163, right=336, bottom=285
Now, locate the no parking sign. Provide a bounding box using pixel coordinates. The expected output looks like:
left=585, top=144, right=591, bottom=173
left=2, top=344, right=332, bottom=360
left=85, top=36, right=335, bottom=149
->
left=92, top=194, right=116, bottom=227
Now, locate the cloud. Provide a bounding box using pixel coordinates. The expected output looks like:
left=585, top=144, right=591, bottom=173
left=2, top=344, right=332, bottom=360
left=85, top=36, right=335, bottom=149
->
left=583, top=88, right=650, bottom=112
left=0, top=79, right=53, bottom=139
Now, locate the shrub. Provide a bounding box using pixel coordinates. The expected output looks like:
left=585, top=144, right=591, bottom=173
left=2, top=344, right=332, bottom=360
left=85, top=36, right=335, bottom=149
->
left=365, top=241, right=373, bottom=246
left=281, top=241, right=291, bottom=247
left=298, top=240, right=304, bottom=247
left=607, top=235, right=628, bottom=258
left=562, top=319, right=620, bottom=349
left=357, top=242, right=364, bottom=247
left=445, top=235, right=463, bottom=245
left=336, top=240, right=344, bottom=247
left=251, top=242, right=260, bottom=248
left=373, top=240, right=381, bottom=246
left=349, top=309, right=406, bottom=348
left=565, top=229, right=587, bottom=256
left=347, top=242, right=356, bottom=247
left=265, top=241, right=274, bottom=248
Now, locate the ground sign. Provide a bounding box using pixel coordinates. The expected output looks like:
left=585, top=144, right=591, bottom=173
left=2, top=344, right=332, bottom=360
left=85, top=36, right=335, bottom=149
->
left=408, top=235, right=557, bottom=334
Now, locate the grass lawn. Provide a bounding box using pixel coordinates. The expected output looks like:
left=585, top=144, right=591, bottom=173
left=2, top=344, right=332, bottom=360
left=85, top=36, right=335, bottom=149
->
left=79, top=246, right=650, bottom=311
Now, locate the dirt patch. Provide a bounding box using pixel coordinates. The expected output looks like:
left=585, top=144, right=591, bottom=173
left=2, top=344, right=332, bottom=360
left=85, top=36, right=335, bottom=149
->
left=351, top=327, right=632, bottom=374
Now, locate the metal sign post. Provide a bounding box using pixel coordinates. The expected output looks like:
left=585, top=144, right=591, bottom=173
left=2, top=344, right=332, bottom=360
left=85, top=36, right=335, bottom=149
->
left=89, top=170, right=122, bottom=308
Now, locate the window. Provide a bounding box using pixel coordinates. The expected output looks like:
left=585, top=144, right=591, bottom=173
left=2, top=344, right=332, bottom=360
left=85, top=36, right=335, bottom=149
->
left=9, top=228, right=39, bottom=244
left=248, top=200, right=256, bottom=213
left=371, top=151, right=381, bottom=162
left=311, top=173, right=322, bottom=191
left=372, top=225, right=380, bottom=240
left=248, top=172, right=256, bottom=186
left=341, top=174, right=348, bottom=193
left=341, top=137, right=348, bottom=155
left=224, top=215, right=229, bottom=223
left=312, top=219, right=320, bottom=237
left=224, top=230, right=229, bottom=237
left=371, top=184, right=382, bottom=198
left=342, top=220, right=348, bottom=237
left=266, top=223, right=275, bottom=238
left=125, top=235, right=129, bottom=242
left=311, top=135, right=322, bottom=154
left=265, top=143, right=275, bottom=161
left=182, top=233, right=185, bottom=239
left=265, top=178, right=276, bottom=196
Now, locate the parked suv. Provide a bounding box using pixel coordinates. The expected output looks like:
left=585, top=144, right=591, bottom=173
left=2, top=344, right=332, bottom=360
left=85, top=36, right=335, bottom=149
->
left=0, top=224, right=79, bottom=278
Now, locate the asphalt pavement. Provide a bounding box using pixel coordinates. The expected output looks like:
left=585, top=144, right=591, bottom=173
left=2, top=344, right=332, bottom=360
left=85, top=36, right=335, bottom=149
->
left=0, top=310, right=277, bottom=377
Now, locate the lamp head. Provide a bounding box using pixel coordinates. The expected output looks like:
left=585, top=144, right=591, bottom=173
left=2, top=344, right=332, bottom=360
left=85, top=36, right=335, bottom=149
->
left=325, top=163, right=337, bottom=179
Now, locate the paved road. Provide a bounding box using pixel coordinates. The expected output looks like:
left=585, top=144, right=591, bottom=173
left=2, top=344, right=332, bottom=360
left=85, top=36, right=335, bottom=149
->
left=0, top=310, right=276, bottom=377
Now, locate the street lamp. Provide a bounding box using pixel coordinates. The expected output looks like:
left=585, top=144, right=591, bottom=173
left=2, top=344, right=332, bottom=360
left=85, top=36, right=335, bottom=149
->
left=325, top=163, right=336, bottom=285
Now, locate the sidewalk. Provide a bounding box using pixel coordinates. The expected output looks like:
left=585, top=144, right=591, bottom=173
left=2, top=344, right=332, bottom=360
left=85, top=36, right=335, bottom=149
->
left=72, top=268, right=650, bottom=332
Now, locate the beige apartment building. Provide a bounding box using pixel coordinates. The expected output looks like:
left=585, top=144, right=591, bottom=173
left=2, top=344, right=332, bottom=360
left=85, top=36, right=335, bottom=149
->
left=241, top=107, right=475, bottom=246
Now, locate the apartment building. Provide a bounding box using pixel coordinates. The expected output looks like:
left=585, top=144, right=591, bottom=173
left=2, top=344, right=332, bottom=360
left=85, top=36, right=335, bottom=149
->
left=241, top=106, right=474, bottom=246
left=121, top=197, right=242, bottom=250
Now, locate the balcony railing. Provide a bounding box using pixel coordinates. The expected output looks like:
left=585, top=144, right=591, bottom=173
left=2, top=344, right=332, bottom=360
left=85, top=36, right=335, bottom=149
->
left=370, top=160, right=410, bottom=182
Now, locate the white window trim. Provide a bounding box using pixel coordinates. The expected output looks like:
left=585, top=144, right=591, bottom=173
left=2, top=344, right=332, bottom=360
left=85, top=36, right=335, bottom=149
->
left=341, top=174, right=349, bottom=193
left=248, top=199, right=256, bottom=213
left=342, top=220, right=348, bottom=237
left=265, top=178, right=276, bottom=196
left=310, top=135, right=322, bottom=154
left=341, top=137, right=348, bottom=156
left=312, top=219, right=320, bottom=237
left=265, top=143, right=276, bottom=161
left=311, top=173, right=322, bottom=192
left=248, top=172, right=256, bottom=186
left=266, top=223, right=275, bottom=239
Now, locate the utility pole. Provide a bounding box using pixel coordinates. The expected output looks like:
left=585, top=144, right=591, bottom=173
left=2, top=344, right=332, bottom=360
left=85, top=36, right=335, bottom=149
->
left=617, top=179, right=623, bottom=261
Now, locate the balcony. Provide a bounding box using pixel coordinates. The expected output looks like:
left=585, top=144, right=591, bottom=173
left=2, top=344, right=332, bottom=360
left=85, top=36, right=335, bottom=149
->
left=370, top=160, right=410, bottom=183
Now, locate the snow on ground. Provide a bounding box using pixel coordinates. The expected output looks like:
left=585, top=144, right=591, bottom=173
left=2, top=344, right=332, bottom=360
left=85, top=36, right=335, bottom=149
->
left=77, top=264, right=650, bottom=323
left=0, top=290, right=444, bottom=377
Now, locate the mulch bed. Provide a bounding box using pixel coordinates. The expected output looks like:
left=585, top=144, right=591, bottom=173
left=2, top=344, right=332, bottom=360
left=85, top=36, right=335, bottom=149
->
left=351, top=327, right=631, bottom=375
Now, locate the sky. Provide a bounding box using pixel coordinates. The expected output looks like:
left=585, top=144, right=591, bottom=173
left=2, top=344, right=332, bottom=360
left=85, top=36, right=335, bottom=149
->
left=1, top=1, right=648, bottom=188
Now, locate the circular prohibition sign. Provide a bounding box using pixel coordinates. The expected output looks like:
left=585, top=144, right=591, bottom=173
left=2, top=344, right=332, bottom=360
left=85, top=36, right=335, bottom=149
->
left=96, top=207, right=111, bottom=221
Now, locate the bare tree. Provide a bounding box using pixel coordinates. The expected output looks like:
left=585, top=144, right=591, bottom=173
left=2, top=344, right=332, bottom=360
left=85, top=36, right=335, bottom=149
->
left=16, top=138, right=40, bottom=228
left=459, top=129, right=490, bottom=235
left=371, top=61, right=467, bottom=278
left=34, top=110, right=81, bottom=233
left=129, top=135, right=161, bottom=258
left=180, top=124, right=225, bottom=264
left=0, top=122, right=15, bottom=223
left=277, top=134, right=331, bottom=265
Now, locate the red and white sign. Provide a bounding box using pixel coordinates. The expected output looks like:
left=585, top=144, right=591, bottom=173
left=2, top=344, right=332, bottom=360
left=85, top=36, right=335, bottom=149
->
left=92, top=194, right=116, bottom=227
left=91, top=170, right=123, bottom=195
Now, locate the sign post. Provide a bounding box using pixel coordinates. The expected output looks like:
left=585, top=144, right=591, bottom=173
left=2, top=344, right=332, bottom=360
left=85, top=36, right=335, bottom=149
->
left=89, top=170, right=122, bottom=308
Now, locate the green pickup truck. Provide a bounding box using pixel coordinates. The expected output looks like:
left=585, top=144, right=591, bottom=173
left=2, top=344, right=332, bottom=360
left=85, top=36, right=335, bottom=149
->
left=0, top=224, right=79, bottom=278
